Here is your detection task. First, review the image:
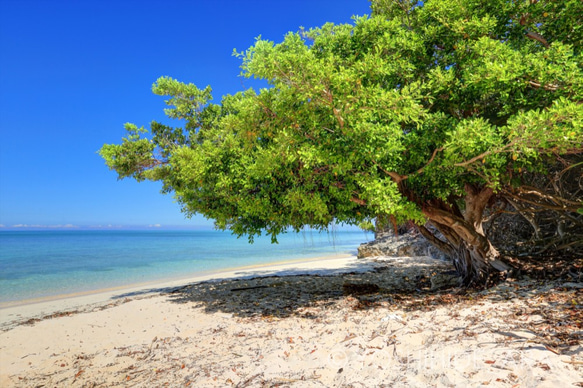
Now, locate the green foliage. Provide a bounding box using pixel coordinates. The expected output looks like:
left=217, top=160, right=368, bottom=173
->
left=99, top=123, right=156, bottom=181
left=100, top=0, right=582, bottom=241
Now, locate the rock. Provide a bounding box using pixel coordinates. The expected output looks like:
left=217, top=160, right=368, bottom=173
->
left=358, top=228, right=459, bottom=290
left=430, top=273, right=461, bottom=290
left=356, top=245, right=386, bottom=258
left=357, top=228, right=448, bottom=261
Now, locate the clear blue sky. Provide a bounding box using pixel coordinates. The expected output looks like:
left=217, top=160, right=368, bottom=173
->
left=0, top=0, right=372, bottom=230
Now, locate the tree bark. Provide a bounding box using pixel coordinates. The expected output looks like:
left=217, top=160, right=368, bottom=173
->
left=421, top=185, right=511, bottom=286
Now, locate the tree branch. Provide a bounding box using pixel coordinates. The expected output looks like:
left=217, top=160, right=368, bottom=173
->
left=402, top=146, right=444, bottom=179
left=422, top=206, right=487, bottom=248
left=372, top=159, right=405, bottom=183
left=373, top=146, right=444, bottom=183
left=526, top=31, right=550, bottom=48
left=527, top=80, right=559, bottom=91
left=519, top=10, right=549, bottom=48
left=516, top=185, right=582, bottom=206
left=413, top=223, right=454, bottom=257
left=501, top=190, right=581, bottom=212
left=453, top=142, right=517, bottom=168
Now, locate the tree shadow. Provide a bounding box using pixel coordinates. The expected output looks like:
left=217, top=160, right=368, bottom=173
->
left=109, top=256, right=380, bottom=299
left=152, top=256, right=459, bottom=319
left=112, top=256, right=581, bottom=354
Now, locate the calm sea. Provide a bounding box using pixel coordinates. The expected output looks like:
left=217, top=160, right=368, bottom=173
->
left=0, top=229, right=372, bottom=303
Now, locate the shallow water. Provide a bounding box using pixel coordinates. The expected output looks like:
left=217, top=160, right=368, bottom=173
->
left=0, top=229, right=372, bottom=303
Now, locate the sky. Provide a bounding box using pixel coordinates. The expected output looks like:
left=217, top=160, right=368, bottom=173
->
left=0, top=0, right=372, bottom=230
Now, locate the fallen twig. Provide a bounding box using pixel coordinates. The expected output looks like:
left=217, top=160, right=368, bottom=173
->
left=236, top=373, right=262, bottom=388
left=562, top=360, right=583, bottom=365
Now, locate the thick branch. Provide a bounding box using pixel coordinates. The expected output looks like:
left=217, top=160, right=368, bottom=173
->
left=372, top=159, right=405, bottom=183
left=413, top=223, right=454, bottom=257
left=429, top=220, right=463, bottom=248
left=526, top=31, right=550, bottom=48
left=502, top=189, right=581, bottom=212
left=515, top=185, right=582, bottom=206
left=519, top=11, right=549, bottom=48
left=422, top=206, right=489, bottom=248
left=503, top=193, right=579, bottom=212
left=527, top=80, right=559, bottom=91
left=464, top=185, right=494, bottom=229
left=350, top=197, right=367, bottom=206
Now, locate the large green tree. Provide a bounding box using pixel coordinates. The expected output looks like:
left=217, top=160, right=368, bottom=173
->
left=101, top=0, right=582, bottom=286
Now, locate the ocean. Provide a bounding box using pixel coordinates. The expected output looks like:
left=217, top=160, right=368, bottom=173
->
left=0, top=229, right=372, bottom=304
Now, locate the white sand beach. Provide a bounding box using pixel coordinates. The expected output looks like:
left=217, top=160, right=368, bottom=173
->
left=1, top=255, right=581, bottom=387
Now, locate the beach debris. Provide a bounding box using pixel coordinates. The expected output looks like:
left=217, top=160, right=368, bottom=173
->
left=235, top=373, right=262, bottom=387
left=562, top=359, right=583, bottom=365
left=381, top=314, right=405, bottom=323
left=341, top=333, right=358, bottom=343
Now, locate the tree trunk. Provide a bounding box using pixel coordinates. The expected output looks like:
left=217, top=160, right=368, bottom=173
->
left=420, top=185, right=511, bottom=287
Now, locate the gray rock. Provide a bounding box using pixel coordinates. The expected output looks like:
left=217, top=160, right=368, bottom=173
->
left=358, top=228, right=460, bottom=290
left=356, top=245, right=386, bottom=258
left=430, top=273, right=461, bottom=290
left=357, top=228, right=448, bottom=261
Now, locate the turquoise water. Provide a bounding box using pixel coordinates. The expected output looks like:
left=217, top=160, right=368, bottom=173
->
left=0, top=229, right=372, bottom=303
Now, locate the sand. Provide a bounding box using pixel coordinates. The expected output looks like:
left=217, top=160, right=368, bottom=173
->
left=1, top=255, right=581, bottom=387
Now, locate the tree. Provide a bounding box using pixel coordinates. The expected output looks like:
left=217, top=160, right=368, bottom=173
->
left=100, top=0, right=582, bottom=286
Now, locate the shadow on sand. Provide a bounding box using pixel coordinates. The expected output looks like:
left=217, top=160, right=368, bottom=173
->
left=107, top=256, right=583, bottom=355
left=112, top=256, right=461, bottom=319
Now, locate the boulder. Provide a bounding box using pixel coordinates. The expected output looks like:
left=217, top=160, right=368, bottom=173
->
left=358, top=228, right=448, bottom=261
left=430, top=272, right=461, bottom=290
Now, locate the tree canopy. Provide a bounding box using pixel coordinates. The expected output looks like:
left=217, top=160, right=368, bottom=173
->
left=101, top=0, right=582, bottom=286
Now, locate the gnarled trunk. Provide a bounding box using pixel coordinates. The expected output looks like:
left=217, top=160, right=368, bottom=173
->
left=417, top=185, right=511, bottom=286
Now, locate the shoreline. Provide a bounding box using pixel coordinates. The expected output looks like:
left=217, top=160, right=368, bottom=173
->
left=0, top=228, right=372, bottom=308
left=0, top=253, right=359, bottom=327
